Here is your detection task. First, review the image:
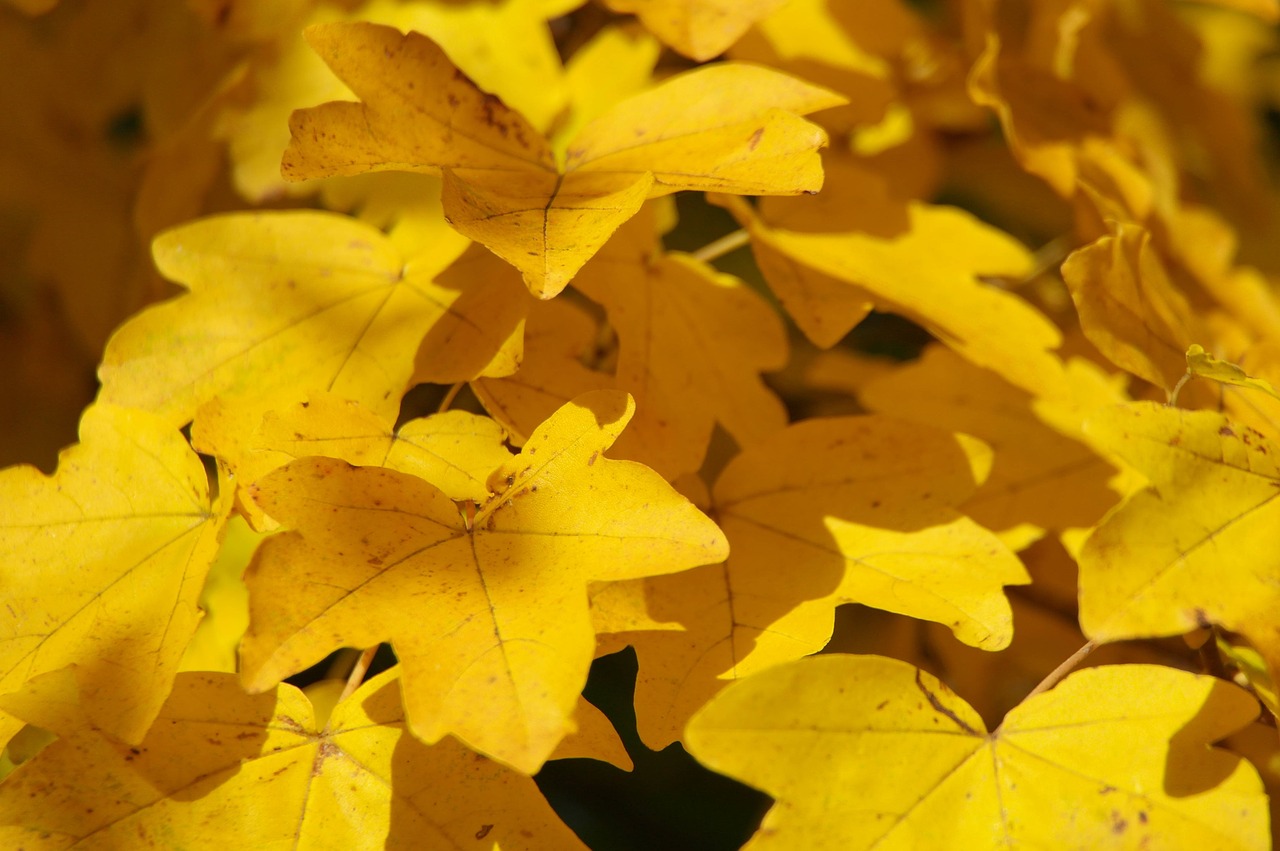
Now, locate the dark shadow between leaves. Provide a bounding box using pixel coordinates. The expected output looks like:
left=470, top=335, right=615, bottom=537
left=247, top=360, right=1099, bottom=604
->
left=1163, top=676, right=1257, bottom=797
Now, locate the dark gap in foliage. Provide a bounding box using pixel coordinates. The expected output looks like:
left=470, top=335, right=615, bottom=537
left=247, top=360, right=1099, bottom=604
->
left=537, top=648, right=770, bottom=851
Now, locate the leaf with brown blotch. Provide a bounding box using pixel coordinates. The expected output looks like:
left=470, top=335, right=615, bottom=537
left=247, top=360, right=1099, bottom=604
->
left=282, top=21, right=845, bottom=298
left=240, top=390, right=727, bottom=773
left=573, top=204, right=788, bottom=479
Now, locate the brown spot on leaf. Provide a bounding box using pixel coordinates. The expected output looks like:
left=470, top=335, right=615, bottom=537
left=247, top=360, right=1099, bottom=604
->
left=588, top=451, right=598, bottom=466
left=747, top=127, right=764, bottom=150
left=475, top=825, right=494, bottom=840
left=1220, top=426, right=1236, bottom=438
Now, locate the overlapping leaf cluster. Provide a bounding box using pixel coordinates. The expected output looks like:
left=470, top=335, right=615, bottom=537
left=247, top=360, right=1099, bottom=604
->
left=3, top=0, right=1280, bottom=848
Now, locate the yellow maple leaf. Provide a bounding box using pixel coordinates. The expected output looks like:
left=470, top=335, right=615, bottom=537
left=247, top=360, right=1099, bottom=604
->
left=595, top=415, right=1028, bottom=748
left=686, top=655, right=1268, bottom=850
left=219, top=0, right=577, bottom=202
left=0, top=668, right=588, bottom=848
left=99, top=211, right=529, bottom=427
left=716, top=193, right=1069, bottom=398
left=472, top=298, right=614, bottom=446
left=241, top=391, right=727, bottom=773
left=601, top=0, right=787, bottom=61
left=1060, top=224, right=1201, bottom=392
left=282, top=21, right=845, bottom=297
left=251, top=395, right=513, bottom=504
left=0, top=404, right=226, bottom=744
left=859, top=345, right=1124, bottom=542
left=1079, top=402, right=1280, bottom=674
left=573, top=204, right=788, bottom=479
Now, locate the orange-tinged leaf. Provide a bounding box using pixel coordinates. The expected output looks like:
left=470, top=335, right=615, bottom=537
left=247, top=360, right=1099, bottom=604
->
left=0, top=669, right=587, bottom=849
left=0, top=404, right=226, bottom=743
left=602, top=0, right=787, bottom=61
left=99, top=211, right=529, bottom=427
left=718, top=194, right=1068, bottom=397
left=241, top=391, right=727, bottom=772
left=860, top=345, right=1124, bottom=538
left=283, top=21, right=844, bottom=297
left=1061, top=225, right=1201, bottom=391
left=686, top=656, right=1267, bottom=850
left=472, top=298, right=614, bottom=446
left=551, top=695, right=634, bottom=771
left=600, top=416, right=1027, bottom=748
left=1079, top=403, right=1280, bottom=672
left=574, top=206, right=788, bottom=478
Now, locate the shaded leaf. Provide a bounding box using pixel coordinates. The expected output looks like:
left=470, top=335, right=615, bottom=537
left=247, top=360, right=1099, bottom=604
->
left=574, top=205, right=788, bottom=478
left=0, top=405, right=226, bottom=743
left=597, top=416, right=1027, bottom=748
left=1060, top=225, right=1201, bottom=392
left=0, top=669, right=587, bottom=849
left=860, top=345, right=1125, bottom=541
left=602, top=0, right=787, bottom=61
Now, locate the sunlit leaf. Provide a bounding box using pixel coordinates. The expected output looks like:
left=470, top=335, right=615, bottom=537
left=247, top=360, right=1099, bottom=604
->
left=282, top=21, right=844, bottom=297
left=241, top=391, right=726, bottom=772
left=99, top=211, right=529, bottom=427
left=686, top=656, right=1267, bottom=850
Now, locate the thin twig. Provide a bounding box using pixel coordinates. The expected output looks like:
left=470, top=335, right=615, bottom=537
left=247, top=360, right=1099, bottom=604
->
left=437, top=382, right=464, bottom=413
left=1167, top=372, right=1191, bottom=407
left=994, top=640, right=1098, bottom=734
left=338, top=646, right=380, bottom=703
left=691, top=228, right=750, bottom=264
left=1023, top=639, right=1097, bottom=705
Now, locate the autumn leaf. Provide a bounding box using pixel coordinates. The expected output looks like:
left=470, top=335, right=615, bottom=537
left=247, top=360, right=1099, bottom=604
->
left=217, top=0, right=577, bottom=202
left=716, top=193, right=1069, bottom=397
left=0, top=669, right=588, bottom=849
left=573, top=204, right=788, bottom=478
left=240, top=390, right=727, bottom=773
left=1079, top=402, right=1280, bottom=674
left=601, top=0, right=787, bottom=61
left=1185, top=344, right=1280, bottom=403
left=686, top=655, right=1268, bottom=850
left=1060, top=224, right=1202, bottom=392
left=0, top=404, right=226, bottom=744
left=255, top=395, right=513, bottom=503
left=472, top=298, right=614, bottom=446
left=282, top=21, right=844, bottom=297
left=596, top=415, right=1027, bottom=748
left=859, top=345, right=1124, bottom=541
left=99, top=211, right=530, bottom=427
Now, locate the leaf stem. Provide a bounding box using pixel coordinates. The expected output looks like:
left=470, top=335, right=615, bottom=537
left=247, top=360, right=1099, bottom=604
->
left=437, top=382, right=464, bottom=413
left=691, top=228, right=749, bottom=264
left=338, top=646, right=380, bottom=703
left=1167, top=372, right=1191, bottom=407
left=1023, top=639, right=1097, bottom=704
